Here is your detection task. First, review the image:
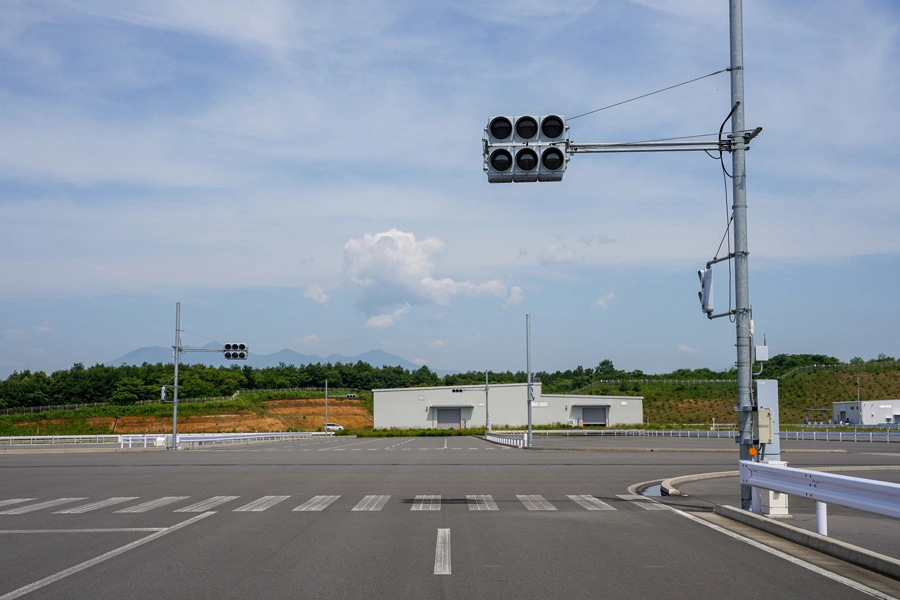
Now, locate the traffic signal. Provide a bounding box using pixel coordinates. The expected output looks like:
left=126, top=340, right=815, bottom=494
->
left=484, top=115, right=569, bottom=183
left=224, top=343, right=249, bottom=360
left=698, top=269, right=714, bottom=315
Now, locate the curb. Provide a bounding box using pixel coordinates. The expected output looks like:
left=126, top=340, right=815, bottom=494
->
left=715, top=504, right=900, bottom=581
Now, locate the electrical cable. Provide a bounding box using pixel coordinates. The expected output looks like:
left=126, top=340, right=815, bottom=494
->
left=568, top=68, right=732, bottom=121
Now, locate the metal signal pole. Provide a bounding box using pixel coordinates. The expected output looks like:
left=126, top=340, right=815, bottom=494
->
left=729, top=0, right=754, bottom=510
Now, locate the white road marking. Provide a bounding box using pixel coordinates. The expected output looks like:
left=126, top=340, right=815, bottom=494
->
left=293, top=495, right=340, bottom=512
left=412, top=495, right=441, bottom=511
left=0, top=528, right=165, bottom=534
left=0, top=499, right=35, bottom=509
left=568, top=495, right=616, bottom=511
left=0, top=512, right=214, bottom=600
left=616, top=494, right=669, bottom=511
left=114, top=497, right=189, bottom=513
left=175, top=496, right=240, bottom=512
left=233, top=496, right=290, bottom=512
left=55, top=497, right=139, bottom=514
left=434, top=529, right=451, bottom=575
left=0, top=498, right=86, bottom=515
left=352, top=495, right=390, bottom=511
left=467, top=495, right=499, bottom=511
left=517, top=495, right=556, bottom=511
left=671, top=507, right=899, bottom=600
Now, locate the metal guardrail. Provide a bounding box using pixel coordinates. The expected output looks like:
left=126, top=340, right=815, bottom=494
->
left=0, top=432, right=333, bottom=449
left=120, top=432, right=334, bottom=449
left=739, top=460, right=900, bottom=536
left=0, top=435, right=120, bottom=446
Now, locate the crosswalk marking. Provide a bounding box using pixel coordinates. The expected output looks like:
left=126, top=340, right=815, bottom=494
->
left=517, top=495, right=556, bottom=511
left=115, top=497, right=190, bottom=513
left=567, top=495, right=616, bottom=511
left=294, top=495, right=340, bottom=512
left=466, top=495, right=498, bottom=511
left=175, top=496, right=240, bottom=513
left=352, top=495, right=390, bottom=511
left=0, top=494, right=664, bottom=515
left=616, top=494, right=669, bottom=511
left=0, top=499, right=35, bottom=509
left=55, top=497, right=139, bottom=514
left=412, top=495, right=441, bottom=511
left=0, top=498, right=86, bottom=514
left=233, top=496, right=290, bottom=512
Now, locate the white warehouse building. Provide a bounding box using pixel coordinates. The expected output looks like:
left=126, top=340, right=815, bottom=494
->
left=832, top=400, right=900, bottom=425
left=373, top=382, right=643, bottom=429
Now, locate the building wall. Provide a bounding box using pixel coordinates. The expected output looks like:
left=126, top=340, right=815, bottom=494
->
left=373, top=383, right=643, bottom=429
left=833, top=400, right=900, bottom=425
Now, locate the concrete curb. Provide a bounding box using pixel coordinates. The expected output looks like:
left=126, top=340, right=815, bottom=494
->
left=715, top=504, right=900, bottom=581
left=661, top=470, right=738, bottom=496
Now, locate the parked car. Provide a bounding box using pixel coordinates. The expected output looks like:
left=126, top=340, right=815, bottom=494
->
left=325, top=423, right=344, bottom=432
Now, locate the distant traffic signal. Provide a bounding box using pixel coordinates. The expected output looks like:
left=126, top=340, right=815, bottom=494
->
left=698, top=269, right=714, bottom=315
left=484, top=115, right=569, bottom=183
left=224, top=343, right=249, bottom=360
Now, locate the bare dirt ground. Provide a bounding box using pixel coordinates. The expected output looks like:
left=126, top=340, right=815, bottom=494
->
left=84, top=398, right=373, bottom=434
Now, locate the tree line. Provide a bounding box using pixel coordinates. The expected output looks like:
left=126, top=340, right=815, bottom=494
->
left=0, top=353, right=892, bottom=410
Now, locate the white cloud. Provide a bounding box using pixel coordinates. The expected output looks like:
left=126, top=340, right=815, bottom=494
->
left=364, top=304, right=411, bottom=329
left=344, top=229, right=508, bottom=316
left=2, top=329, right=27, bottom=338
left=411, top=357, right=428, bottom=366
left=594, top=292, right=615, bottom=309
left=540, top=243, right=581, bottom=265
left=678, top=344, right=698, bottom=355
left=35, top=321, right=53, bottom=332
left=304, top=285, right=330, bottom=306
left=428, top=339, right=448, bottom=350
left=503, top=286, right=525, bottom=309
left=292, top=334, right=320, bottom=345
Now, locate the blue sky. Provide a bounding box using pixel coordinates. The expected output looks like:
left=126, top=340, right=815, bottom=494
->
left=2, top=0, right=899, bottom=380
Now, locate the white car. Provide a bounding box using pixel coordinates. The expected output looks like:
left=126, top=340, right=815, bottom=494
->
left=325, top=423, right=344, bottom=432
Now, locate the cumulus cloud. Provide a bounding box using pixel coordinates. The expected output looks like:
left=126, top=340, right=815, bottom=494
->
left=364, top=304, right=411, bottom=329
left=304, top=284, right=330, bottom=306
left=35, top=321, right=53, bottom=332
left=678, top=344, right=698, bottom=355
left=503, top=286, right=525, bottom=309
left=292, top=334, right=320, bottom=345
left=594, top=291, right=616, bottom=309
left=344, top=229, right=508, bottom=323
left=428, top=339, right=448, bottom=350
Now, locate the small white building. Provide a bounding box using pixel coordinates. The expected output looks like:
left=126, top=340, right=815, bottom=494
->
left=832, top=400, right=900, bottom=425
left=373, top=382, right=643, bottom=429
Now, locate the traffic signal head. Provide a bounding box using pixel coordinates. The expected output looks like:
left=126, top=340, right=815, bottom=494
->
left=698, top=269, right=714, bottom=315
left=484, top=115, right=569, bottom=183
left=224, top=342, right=249, bottom=360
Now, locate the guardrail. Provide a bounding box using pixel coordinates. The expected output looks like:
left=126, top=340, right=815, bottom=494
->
left=739, top=460, right=900, bottom=536
left=0, top=435, right=120, bottom=446
left=484, top=431, right=526, bottom=447
left=121, top=432, right=334, bottom=449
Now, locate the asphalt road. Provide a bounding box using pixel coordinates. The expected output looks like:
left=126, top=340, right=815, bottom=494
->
left=1, top=435, right=899, bottom=599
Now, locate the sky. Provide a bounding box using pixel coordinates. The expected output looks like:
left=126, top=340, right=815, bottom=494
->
left=1, top=0, right=899, bottom=380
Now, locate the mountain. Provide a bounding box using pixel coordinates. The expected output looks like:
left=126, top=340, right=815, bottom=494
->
left=105, top=346, right=448, bottom=374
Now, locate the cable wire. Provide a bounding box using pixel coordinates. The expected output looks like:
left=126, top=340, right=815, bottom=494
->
left=568, top=68, right=732, bottom=121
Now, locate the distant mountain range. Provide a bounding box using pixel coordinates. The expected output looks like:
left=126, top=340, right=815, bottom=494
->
left=105, top=346, right=455, bottom=376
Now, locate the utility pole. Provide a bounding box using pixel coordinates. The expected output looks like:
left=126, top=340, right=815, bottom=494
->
left=526, top=314, right=533, bottom=448
left=729, top=0, right=754, bottom=511
left=171, top=302, right=181, bottom=450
